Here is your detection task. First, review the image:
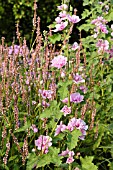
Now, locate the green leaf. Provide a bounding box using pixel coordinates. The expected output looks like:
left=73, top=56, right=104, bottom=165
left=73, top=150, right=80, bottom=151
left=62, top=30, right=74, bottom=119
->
left=80, top=156, right=98, bottom=170
left=36, top=154, right=51, bottom=168
left=48, top=34, right=61, bottom=44
left=82, top=9, right=92, bottom=19
left=14, top=122, right=31, bottom=133
left=40, top=100, right=61, bottom=119
left=108, top=123, right=113, bottom=134
left=109, top=162, right=113, bottom=170
left=67, top=129, right=81, bottom=150
left=26, top=153, right=38, bottom=170
left=58, top=80, right=72, bottom=99
left=36, top=147, right=62, bottom=168
left=9, top=155, right=18, bottom=162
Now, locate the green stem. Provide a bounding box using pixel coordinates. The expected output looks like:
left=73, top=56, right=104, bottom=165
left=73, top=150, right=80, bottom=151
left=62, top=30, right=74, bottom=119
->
left=69, top=164, right=71, bottom=170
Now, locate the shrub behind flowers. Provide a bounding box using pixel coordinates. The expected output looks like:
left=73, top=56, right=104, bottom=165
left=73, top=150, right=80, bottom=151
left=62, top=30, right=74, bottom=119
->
left=1, top=0, right=113, bottom=170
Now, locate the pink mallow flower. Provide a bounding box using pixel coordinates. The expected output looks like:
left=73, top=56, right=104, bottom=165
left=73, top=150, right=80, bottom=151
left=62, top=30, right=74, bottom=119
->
left=73, top=73, right=85, bottom=84
left=57, top=4, right=68, bottom=10
left=60, top=105, right=71, bottom=116
left=55, top=17, right=62, bottom=24
left=67, top=118, right=88, bottom=140
left=67, top=14, right=81, bottom=23
left=59, top=11, right=67, bottom=19
left=52, top=21, right=68, bottom=32
left=72, top=42, right=79, bottom=51
left=35, top=135, right=52, bottom=154
left=66, top=156, right=74, bottom=164
left=70, top=93, right=84, bottom=103
left=31, top=124, right=38, bottom=133
left=62, top=93, right=84, bottom=104
left=39, top=89, right=53, bottom=99
left=96, top=39, right=109, bottom=53
left=51, top=55, right=67, bottom=69
left=59, top=148, right=69, bottom=156
left=59, top=149, right=75, bottom=164
left=54, top=121, right=67, bottom=136
left=79, top=85, right=87, bottom=94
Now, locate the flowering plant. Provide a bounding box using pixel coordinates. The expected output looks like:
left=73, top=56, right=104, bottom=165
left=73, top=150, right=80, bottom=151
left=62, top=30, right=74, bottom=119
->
left=1, top=0, right=113, bottom=170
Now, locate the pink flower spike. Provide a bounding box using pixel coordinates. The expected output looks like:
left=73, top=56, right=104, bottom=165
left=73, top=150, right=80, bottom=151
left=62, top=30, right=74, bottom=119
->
left=51, top=55, right=67, bottom=69
left=67, top=14, right=81, bottom=23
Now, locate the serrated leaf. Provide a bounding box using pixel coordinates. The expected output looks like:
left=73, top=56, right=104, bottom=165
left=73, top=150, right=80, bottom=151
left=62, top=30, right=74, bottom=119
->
left=36, top=147, right=62, bottom=168
left=26, top=153, right=38, bottom=170
left=48, top=34, right=61, bottom=44
left=48, top=147, right=62, bottom=166
left=80, top=156, right=98, bottom=170
left=36, top=154, right=51, bottom=168
left=67, top=129, right=81, bottom=150
left=40, top=100, right=61, bottom=119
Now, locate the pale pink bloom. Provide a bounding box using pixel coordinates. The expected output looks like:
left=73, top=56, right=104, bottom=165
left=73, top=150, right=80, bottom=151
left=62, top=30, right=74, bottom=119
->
left=54, top=121, right=67, bottom=136
left=72, top=42, right=79, bottom=51
left=91, top=16, right=107, bottom=25
left=59, top=148, right=69, bottom=156
left=79, top=85, right=87, bottom=94
left=67, top=117, right=77, bottom=131
left=68, top=151, right=75, bottom=157
left=99, top=24, right=108, bottom=34
left=111, top=24, right=113, bottom=30
left=42, top=101, right=50, bottom=108
left=74, top=118, right=88, bottom=131
left=39, top=89, right=53, bottom=99
left=62, top=93, right=84, bottom=104
left=57, top=4, right=68, bottom=10
left=67, top=14, right=81, bottom=23
left=60, top=105, right=71, bottom=116
left=96, top=39, right=109, bottom=53
left=61, top=97, right=68, bottom=104
left=59, top=11, right=67, bottom=19
left=51, top=55, right=67, bottom=69
left=55, top=17, right=62, bottom=24
left=52, top=21, right=68, bottom=32
left=111, top=32, right=113, bottom=37
left=92, top=33, right=98, bottom=38
left=32, top=100, right=36, bottom=105
left=35, top=135, right=52, bottom=154
left=67, top=118, right=88, bottom=140
left=70, top=93, right=84, bottom=103
left=73, top=73, right=85, bottom=84
left=31, top=124, right=38, bottom=133
left=66, top=156, right=74, bottom=164
left=61, top=71, right=65, bottom=78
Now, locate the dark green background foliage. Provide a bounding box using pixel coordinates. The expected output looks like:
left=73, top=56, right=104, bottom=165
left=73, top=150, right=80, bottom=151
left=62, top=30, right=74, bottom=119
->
left=0, top=0, right=83, bottom=44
